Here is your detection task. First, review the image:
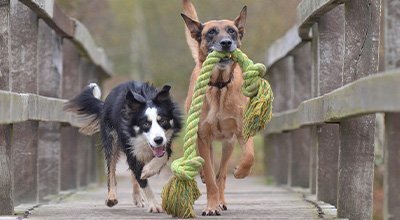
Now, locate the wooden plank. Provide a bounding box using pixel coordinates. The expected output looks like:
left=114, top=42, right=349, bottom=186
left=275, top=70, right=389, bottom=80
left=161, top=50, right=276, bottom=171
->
left=60, top=127, right=79, bottom=190
left=297, top=0, right=346, bottom=39
left=18, top=0, right=74, bottom=37
left=37, top=19, right=62, bottom=202
left=0, top=90, right=84, bottom=126
left=264, top=70, right=400, bottom=134
left=308, top=24, right=319, bottom=195
left=269, top=58, right=295, bottom=186
left=73, top=19, right=112, bottom=76
left=337, top=0, right=381, bottom=219
left=0, top=125, right=13, bottom=215
left=315, top=5, right=344, bottom=207
left=383, top=1, right=400, bottom=219
left=18, top=0, right=113, bottom=77
left=60, top=39, right=81, bottom=191
left=0, top=2, right=13, bottom=215
left=289, top=43, right=312, bottom=188
left=266, top=26, right=302, bottom=68
left=10, top=0, right=39, bottom=205
left=0, top=1, right=10, bottom=91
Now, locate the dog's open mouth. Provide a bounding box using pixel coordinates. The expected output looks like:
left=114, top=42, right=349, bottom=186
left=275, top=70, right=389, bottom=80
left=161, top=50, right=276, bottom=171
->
left=151, top=145, right=166, bottom=158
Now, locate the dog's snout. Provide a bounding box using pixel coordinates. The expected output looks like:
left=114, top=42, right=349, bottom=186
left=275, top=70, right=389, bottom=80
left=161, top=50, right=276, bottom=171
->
left=220, top=39, right=232, bottom=49
left=154, top=136, right=164, bottom=145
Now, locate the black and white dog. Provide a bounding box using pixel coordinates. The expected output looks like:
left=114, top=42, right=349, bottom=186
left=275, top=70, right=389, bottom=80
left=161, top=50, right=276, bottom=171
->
left=64, top=81, right=182, bottom=213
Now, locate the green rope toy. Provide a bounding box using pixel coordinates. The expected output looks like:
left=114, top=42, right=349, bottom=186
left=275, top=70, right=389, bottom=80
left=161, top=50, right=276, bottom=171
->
left=161, top=49, right=273, bottom=218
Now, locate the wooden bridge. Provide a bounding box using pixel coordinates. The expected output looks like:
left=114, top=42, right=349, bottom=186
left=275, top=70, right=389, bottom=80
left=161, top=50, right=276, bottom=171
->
left=0, top=0, right=399, bottom=219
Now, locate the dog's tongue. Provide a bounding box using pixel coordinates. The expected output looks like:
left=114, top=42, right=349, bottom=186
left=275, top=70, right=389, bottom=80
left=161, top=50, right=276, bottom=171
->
left=152, top=146, right=165, bottom=158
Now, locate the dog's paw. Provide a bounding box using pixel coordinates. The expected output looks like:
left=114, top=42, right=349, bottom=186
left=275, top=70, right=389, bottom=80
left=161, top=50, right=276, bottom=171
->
left=133, top=192, right=145, bottom=208
left=105, top=199, right=118, bottom=207
left=202, top=209, right=221, bottom=216
left=219, top=203, right=228, bottom=211
left=148, top=201, right=163, bottom=213
left=233, top=165, right=251, bottom=179
left=140, top=165, right=158, bottom=180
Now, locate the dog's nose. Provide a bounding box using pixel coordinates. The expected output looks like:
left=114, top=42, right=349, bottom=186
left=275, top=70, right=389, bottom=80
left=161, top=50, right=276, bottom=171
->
left=220, top=39, right=232, bottom=49
left=154, top=136, right=164, bottom=145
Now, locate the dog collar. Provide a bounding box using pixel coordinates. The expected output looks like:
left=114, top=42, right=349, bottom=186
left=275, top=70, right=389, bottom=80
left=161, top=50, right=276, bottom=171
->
left=208, top=75, right=233, bottom=89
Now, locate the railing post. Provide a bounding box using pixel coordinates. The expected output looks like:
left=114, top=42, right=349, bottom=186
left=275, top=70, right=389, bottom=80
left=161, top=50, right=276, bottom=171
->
left=0, top=0, right=13, bottom=215
left=383, top=0, right=400, bottom=219
left=289, top=43, right=312, bottom=188
left=10, top=0, right=39, bottom=205
left=60, top=39, right=80, bottom=191
left=337, top=0, right=381, bottom=219
left=315, top=5, right=344, bottom=207
left=37, top=19, right=63, bottom=202
left=269, top=57, right=294, bottom=185
left=309, top=23, right=318, bottom=195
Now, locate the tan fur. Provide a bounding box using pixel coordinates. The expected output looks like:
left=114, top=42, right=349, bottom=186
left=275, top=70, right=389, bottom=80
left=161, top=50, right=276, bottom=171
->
left=182, top=0, right=254, bottom=214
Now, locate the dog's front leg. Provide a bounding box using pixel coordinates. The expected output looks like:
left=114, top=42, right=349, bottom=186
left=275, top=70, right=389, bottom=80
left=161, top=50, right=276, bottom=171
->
left=140, top=153, right=168, bottom=180
left=234, top=136, right=254, bottom=178
left=198, top=138, right=221, bottom=216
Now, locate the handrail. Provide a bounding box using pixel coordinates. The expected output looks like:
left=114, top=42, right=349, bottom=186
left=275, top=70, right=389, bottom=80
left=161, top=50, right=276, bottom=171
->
left=265, top=70, right=400, bottom=134
left=19, top=0, right=113, bottom=76
left=297, top=0, right=347, bottom=39
left=0, top=90, right=82, bottom=127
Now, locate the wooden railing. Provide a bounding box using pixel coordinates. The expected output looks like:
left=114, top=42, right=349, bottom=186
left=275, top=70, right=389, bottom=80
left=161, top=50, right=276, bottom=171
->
left=264, top=0, right=399, bottom=219
left=0, top=0, right=112, bottom=215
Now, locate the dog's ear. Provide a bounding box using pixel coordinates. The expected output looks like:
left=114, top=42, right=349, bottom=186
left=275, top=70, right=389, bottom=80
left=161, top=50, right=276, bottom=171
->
left=125, top=90, right=145, bottom=111
left=154, top=85, right=171, bottom=103
left=181, top=13, right=203, bottom=42
left=234, top=6, right=247, bottom=39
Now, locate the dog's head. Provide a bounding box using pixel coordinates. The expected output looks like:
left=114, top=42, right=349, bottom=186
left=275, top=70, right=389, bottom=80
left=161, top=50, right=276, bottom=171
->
left=181, top=6, right=247, bottom=63
left=123, top=85, right=182, bottom=158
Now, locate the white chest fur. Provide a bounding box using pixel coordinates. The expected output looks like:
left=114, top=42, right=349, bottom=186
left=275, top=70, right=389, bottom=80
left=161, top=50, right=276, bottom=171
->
left=128, top=135, right=154, bottom=163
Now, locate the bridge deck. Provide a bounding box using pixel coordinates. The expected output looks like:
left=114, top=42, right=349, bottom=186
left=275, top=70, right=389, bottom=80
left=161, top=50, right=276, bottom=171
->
left=19, top=163, right=337, bottom=220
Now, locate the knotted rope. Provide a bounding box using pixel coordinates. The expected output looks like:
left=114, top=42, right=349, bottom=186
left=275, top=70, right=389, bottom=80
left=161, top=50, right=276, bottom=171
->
left=161, top=49, right=273, bottom=218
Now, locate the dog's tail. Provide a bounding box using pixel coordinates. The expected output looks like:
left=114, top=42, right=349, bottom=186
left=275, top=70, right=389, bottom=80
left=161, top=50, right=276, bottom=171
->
left=182, top=0, right=200, bottom=63
left=63, top=83, right=103, bottom=135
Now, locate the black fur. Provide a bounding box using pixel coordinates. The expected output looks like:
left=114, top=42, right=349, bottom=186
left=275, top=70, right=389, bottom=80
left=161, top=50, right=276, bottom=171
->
left=65, top=81, right=182, bottom=189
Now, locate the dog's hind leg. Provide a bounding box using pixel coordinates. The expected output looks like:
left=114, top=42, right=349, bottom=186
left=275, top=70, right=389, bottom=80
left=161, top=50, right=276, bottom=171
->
left=104, top=130, right=120, bottom=207
left=234, top=136, right=254, bottom=179
left=217, top=139, right=234, bottom=211
left=198, top=138, right=221, bottom=216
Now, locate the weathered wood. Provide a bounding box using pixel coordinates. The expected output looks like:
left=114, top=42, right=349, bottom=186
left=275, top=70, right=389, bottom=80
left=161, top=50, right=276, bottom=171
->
left=308, top=24, right=319, bottom=195
left=315, top=5, right=344, bottom=207
left=269, top=58, right=294, bottom=185
left=266, top=26, right=302, bottom=68
left=60, top=39, right=81, bottom=190
left=10, top=0, right=39, bottom=205
left=18, top=0, right=113, bottom=77
left=73, top=19, right=113, bottom=76
left=289, top=43, right=312, bottom=188
left=337, top=0, right=381, bottom=219
left=18, top=0, right=74, bottom=38
left=383, top=1, right=400, bottom=219
left=264, top=70, right=400, bottom=135
left=297, top=0, right=346, bottom=39
left=0, top=1, right=10, bottom=91
left=0, top=125, right=13, bottom=215
left=37, top=19, right=62, bottom=202
left=60, top=127, right=79, bottom=190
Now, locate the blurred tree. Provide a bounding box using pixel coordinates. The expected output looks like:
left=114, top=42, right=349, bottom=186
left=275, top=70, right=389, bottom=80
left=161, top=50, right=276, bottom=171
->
left=56, top=0, right=300, bottom=103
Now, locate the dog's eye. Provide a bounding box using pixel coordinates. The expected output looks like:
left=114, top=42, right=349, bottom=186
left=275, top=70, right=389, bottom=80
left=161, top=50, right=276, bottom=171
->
left=227, top=28, right=235, bottom=34
left=159, top=119, right=169, bottom=127
left=207, top=29, right=217, bottom=36
left=143, top=122, right=151, bottom=129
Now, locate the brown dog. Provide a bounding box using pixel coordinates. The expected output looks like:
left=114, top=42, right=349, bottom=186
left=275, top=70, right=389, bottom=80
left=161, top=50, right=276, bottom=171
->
left=181, top=0, right=254, bottom=216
